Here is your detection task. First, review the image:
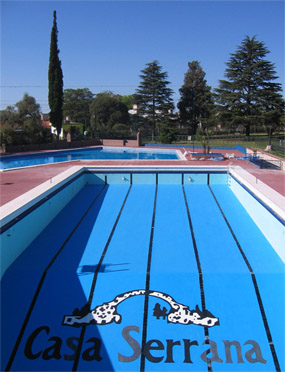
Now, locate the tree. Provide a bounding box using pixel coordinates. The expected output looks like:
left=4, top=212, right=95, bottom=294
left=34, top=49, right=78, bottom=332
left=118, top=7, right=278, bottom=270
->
left=15, top=93, right=41, bottom=125
left=90, top=91, right=130, bottom=136
left=0, top=105, right=18, bottom=126
left=0, top=122, right=14, bottom=144
left=63, top=88, right=94, bottom=127
left=135, top=60, right=174, bottom=140
left=158, top=120, right=178, bottom=144
left=178, top=61, right=213, bottom=134
left=0, top=94, right=48, bottom=144
left=196, top=127, right=212, bottom=154
left=116, top=94, right=136, bottom=110
left=16, top=94, right=45, bottom=143
left=48, top=10, right=63, bottom=138
left=215, top=35, right=284, bottom=137
left=259, top=87, right=284, bottom=143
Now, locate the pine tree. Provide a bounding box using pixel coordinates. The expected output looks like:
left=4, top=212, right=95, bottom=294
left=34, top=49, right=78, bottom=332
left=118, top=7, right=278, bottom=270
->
left=48, top=10, right=63, bottom=138
left=136, top=60, right=174, bottom=140
left=178, top=61, right=213, bottom=134
left=215, top=35, right=284, bottom=136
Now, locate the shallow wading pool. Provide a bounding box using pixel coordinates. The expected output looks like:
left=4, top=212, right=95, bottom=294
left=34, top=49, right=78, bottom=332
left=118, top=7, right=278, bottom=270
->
left=0, top=147, right=182, bottom=170
left=1, top=168, right=284, bottom=372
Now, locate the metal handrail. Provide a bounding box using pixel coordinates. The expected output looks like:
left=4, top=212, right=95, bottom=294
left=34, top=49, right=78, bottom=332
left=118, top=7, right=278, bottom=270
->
left=248, top=155, right=282, bottom=169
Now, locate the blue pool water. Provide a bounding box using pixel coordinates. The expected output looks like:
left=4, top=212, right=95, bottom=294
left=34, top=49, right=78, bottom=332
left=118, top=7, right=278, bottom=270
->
left=0, top=147, right=179, bottom=169
left=1, top=171, right=284, bottom=372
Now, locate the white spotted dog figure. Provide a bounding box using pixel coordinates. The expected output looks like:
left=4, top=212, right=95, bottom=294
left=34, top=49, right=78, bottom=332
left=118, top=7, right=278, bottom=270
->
left=167, top=303, right=219, bottom=327
left=149, top=291, right=219, bottom=327
left=63, top=290, right=145, bottom=327
left=63, top=289, right=219, bottom=328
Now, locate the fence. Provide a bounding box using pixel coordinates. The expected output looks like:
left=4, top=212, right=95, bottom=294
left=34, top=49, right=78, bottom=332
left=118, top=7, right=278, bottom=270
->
left=247, top=155, right=282, bottom=170
left=143, top=134, right=285, bottom=157
left=2, top=139, right=101, bottom=154
left=2, top=133, right=142, bottom=154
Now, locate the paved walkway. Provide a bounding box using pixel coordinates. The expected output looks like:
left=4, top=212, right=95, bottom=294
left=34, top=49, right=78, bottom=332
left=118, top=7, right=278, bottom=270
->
left=0, top=148, right=284, bottom=206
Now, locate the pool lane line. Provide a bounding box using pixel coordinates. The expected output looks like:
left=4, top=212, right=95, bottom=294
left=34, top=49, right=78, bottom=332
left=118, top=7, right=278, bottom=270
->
left=72, top=181, right=133, bottom=371
left=140, top=174, right=158, bottom=372
left=182, top=183, right=212, bottom=372
left=5, top=184, right=107, bottom=372
left=209, top=185, right=281, bottom=372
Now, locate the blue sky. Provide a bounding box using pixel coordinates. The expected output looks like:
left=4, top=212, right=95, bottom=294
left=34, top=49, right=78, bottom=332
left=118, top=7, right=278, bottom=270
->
left=1, top=0, right=284, bottom=112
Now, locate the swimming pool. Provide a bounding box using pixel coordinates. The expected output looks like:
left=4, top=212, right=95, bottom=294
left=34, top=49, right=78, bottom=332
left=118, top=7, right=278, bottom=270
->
left=0, top=147, right=181, bottom=170
left=1, top=168, right=284, bottom=372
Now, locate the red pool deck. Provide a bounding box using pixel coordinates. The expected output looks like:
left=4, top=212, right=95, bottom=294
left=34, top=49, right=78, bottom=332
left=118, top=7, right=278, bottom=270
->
left=0, top=148, right=284, bottom=207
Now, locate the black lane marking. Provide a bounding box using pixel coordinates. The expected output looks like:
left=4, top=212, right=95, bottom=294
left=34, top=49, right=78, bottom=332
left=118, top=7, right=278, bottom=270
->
left=5, top=184, right=106, bottom=372
left=182, top=185, right=212, bottom=372
left=72, top=184, right=132, bottom=371
left=209, top=185, right=281, bottom=372
left=140, top=182, right=158, bottom=372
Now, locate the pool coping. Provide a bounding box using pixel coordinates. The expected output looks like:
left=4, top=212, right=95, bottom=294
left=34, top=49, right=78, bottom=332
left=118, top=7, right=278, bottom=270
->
left=1, top=164, right=284, bottom=230
left=229, top=166, right=285, bottom=220
left=0, top=166, right=83, bottom=229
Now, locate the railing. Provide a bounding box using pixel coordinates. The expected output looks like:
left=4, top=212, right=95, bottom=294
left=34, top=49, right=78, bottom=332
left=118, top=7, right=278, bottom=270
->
left=142, top=134, right=285, bottom=157
left=96, top=132, right=137, bottom=140
left=270, top=145, right=285, bottom=158
left=247, top=155, right=282, bottom=170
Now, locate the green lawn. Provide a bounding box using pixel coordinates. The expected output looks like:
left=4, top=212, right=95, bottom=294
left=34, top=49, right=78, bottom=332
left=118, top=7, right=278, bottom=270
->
left=174, top=135, right=285, bottom=158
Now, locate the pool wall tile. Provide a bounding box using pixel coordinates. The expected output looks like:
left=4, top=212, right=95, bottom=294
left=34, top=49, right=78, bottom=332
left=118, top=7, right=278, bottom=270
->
left=158, top=173, right=181, bottom=184
left=85, top=173, right=105, bottom=184
left=132, top=173, right=156, bottom=184
left=106, top=173, right=131, bottom=184
left=86, top=173, right=131, bottom=185
left=230, top=176, right=285, bottom=261
left=210, top=173, right=227, bottom=184
left=2, top=168, right=282, bottom=280
left=0, top=176, right=86, bottom=279
left=183, top=173, right=208, bottom=185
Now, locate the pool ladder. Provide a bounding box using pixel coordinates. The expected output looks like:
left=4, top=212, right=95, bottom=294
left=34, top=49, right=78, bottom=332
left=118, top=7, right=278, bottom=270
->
left=227, top=164, right=232, bottom=186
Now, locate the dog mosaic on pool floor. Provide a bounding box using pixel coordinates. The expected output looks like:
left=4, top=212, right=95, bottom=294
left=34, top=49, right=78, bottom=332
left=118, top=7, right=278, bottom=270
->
left=62, top=289, right=220, bottom=328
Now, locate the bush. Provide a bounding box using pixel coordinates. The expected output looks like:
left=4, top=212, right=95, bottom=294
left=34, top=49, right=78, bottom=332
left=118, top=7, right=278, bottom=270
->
left=158, top=123, right=178, bottom=144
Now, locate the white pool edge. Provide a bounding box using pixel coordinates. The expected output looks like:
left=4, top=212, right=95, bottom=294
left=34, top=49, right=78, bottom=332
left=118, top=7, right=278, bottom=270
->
left=229, top=166, right=285, bottom=220
left=0, top=166, right=84, bottom=228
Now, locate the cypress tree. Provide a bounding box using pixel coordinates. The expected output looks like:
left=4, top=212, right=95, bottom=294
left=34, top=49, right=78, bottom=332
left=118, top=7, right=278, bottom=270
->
left=48, top=10, right=63, bottom=138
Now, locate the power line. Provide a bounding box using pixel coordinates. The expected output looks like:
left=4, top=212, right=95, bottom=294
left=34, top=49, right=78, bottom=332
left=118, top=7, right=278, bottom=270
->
left=1, top=85, right=137, bottom=88
left=1, top=84, right=182, bottom=88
